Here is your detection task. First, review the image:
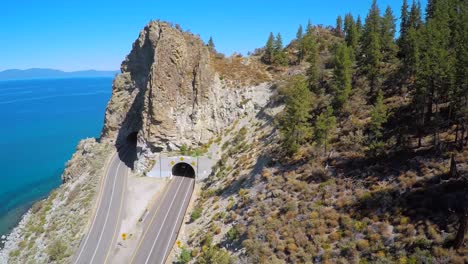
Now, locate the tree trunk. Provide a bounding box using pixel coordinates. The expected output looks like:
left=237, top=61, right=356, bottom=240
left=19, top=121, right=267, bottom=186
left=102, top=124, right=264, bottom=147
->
left=449, top=155, right=458, bottom=178
left=454, top=212, right=467, bottom=249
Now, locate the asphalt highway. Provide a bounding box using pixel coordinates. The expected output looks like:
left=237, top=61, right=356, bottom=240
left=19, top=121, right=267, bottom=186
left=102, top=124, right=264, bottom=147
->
left=73, top=149, right=129, bottom=264
left=130, top=174, right=195, bottom=264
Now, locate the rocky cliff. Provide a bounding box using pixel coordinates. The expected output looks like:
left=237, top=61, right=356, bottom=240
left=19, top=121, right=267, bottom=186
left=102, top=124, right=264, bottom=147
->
left=101, top=20, right=269, bottom=172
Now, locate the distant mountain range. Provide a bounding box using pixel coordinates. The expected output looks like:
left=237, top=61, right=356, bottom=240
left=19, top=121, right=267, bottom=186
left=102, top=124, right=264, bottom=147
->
left=0, top=68, right=119, bottom=80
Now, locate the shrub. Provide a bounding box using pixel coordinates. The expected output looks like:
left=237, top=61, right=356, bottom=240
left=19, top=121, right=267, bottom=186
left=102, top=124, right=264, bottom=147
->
left=177, top=247, right=192, bottom=264
left=190, top=206, right=203, bottom=222
left=356, top=239, right=370, bottom=252
left=227, top=225, right=240, bottom=242
left=47, top=239, right=68, bottom=261
left=195, top=245, right=233, bottom=264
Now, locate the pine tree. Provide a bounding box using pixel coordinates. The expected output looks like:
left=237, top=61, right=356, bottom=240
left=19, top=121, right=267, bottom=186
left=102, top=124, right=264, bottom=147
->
left=296, top=25, right=303, bottom=41
left=262, top=33, right=275, bottom=64
left=356, top=15, right=363, bottom=36
left=401, top=0, right=410, bottom=37
left=277, top=76, right=313, bottom=154
left=361, top=0, right=382, bottom=94
left=368, top=90, right=388, bottom=156
left=409, top=0, right=423, bottom=29
left=306, top=19, right=313, bottom=35
left=207, top=36, right=215, bottom=51
left=332, top=44, right=353, bottom=110
left=399, top=0, right=422, bottom=80
left=344, top=13, right=359, bottom=55
left=336, top=15, right=344, bottom=37
left=381, top=6, right=398, bottom=62
left=398, top=0, right=410, bottom=62
left=274, top=33, right=288, bottom=66
left=304, top=31, right=320, bottom=92
left=414, top=0, right=454, bottom=145
left=452, top=0, right=468, bottom=148
left=296, top=25, right=304, bottom=63
left=315, top=106, right=336, bottom=153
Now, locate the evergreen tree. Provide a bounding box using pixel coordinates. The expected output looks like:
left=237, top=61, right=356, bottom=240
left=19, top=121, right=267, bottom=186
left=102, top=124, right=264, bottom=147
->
left=336, top=15, right=344, bottom=37
left=296, top=25, right=304, bottom=63
left=356, top=15, right=363, bottom=36
left=315, top=106, right=336, bottom=153
left=296, top=25, right=303, bottom=41
left=344, top=13, right=359, bottom=55
left=381, top=6, right=398, bottom=62
left=399, top=0, right=422, bottom=80
left=306, top=19, right=313, bottom=35
left=304, top=32, right=320, bottom=92
left=262, top=33, right=275, bottom=64
left=400, top=0, right=410, bottom=37
left=409, top=0, right=423, bottom=29
left=368, top=90, right=388, bottom=156
left=207, top=36, right=215, bottom=51
left=274, top=33, right=283, bottom=52
left=452, top=0, right=468, bottom=149
left=398, top=0, right=410, bottom=61
left=277, top=76, right=313, bottom=154
left=332, top=44, right=353, bottom=110
left=361, top=0, right=382, bottom=94
left=274, top=33, right=288, bottom=66
left=414, top=0, right=454, bottom=144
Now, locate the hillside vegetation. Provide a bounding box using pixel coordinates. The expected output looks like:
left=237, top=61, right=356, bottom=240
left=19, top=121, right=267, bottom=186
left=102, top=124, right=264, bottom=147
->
left=179, top=0, right=467, bottom=263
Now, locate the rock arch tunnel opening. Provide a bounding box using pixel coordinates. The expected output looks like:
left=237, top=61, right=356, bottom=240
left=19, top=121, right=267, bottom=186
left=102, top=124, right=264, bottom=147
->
left=118, top=131, right=138, bottom=169
left=172, top=162, right=195, bottom=178
left=126, top=132, right=138, bottom=146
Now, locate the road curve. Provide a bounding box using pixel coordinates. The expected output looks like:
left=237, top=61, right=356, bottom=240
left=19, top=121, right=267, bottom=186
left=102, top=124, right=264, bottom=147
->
left=131, top=175, right=195, bottom=264
left=73, top=149, right=129, bottom=264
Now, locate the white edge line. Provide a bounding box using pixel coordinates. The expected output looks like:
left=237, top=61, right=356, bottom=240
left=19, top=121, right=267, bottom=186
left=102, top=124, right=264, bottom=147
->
left=159, top=179, right=193, bottom=264
left=74, top=153, right=116, bottom=263
left=144, top=177, right=186, bottom=264
left=89, top=159, right=122, bottom=263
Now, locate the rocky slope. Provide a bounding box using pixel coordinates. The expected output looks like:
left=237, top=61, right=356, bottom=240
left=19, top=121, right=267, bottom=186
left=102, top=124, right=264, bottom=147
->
left=101, top=20, right=268, bottom=173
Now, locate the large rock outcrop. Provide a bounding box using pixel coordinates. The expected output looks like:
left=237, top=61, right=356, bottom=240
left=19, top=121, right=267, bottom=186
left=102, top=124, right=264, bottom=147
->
left=101, top=21, right=270, bottom=172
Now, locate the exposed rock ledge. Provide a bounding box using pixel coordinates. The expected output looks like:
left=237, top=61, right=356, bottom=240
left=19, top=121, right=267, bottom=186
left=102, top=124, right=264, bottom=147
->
left=100, top=20, right=271, bottom=173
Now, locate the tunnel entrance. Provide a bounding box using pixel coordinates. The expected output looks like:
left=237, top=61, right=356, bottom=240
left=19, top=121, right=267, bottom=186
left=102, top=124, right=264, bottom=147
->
left=117, top=131, right=138, bottom=170
left=126, top=132, right=138, bottom=145
left=171, top=162, right=195, bottom=178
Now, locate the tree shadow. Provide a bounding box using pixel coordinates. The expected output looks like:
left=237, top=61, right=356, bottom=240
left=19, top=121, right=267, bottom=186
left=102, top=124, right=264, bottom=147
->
left=347, top=173, right=467, bottom=248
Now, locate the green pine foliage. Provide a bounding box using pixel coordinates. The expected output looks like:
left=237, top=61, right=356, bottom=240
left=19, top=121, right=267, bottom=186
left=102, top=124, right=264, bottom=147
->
left=335, top=15, right=344, bottom=37
left=381, top=6, right=398, bottom=62
left=314, top=106, right=337, bottom=153
left=368, top=90, right=388, bottom=156
left=344, top=13, right=359, bottom=57
left=361, top=0, right=383, bottom=94
left=262, top=32, right=275, bottom=64
left=207, top=36, right=215, bottom=51
left=273, top=33, right=288, bottom=66
left=332, top=43, right=353, bottom=110
left=277, top=76, right=313, bottom=154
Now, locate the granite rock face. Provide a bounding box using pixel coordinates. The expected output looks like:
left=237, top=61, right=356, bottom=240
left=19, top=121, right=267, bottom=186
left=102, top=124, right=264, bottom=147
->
left=101, top=21, right=270, bottom=172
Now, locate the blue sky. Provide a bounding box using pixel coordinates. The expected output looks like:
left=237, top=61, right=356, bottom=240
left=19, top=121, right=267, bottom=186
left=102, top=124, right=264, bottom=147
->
left=0, top=0, right=427, bottom=71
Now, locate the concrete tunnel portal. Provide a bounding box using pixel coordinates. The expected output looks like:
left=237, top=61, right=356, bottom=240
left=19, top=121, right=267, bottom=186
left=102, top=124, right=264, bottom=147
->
left=171, top=162, right=196, bottom=178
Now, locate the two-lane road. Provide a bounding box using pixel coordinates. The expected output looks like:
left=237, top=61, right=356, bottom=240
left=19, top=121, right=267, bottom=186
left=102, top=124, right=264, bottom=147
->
left=73, top=149, right=129, bottom=264
left=131, top=175, right=195, bottom=264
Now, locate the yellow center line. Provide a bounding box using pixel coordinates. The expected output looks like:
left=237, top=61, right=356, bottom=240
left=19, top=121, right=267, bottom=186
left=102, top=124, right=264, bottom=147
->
left=129, top=176, right=177, bottom=264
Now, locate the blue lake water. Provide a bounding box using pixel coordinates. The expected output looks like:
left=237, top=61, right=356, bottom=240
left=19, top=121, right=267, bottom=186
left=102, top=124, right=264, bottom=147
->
left=0, top=77, right=112, bottom=238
